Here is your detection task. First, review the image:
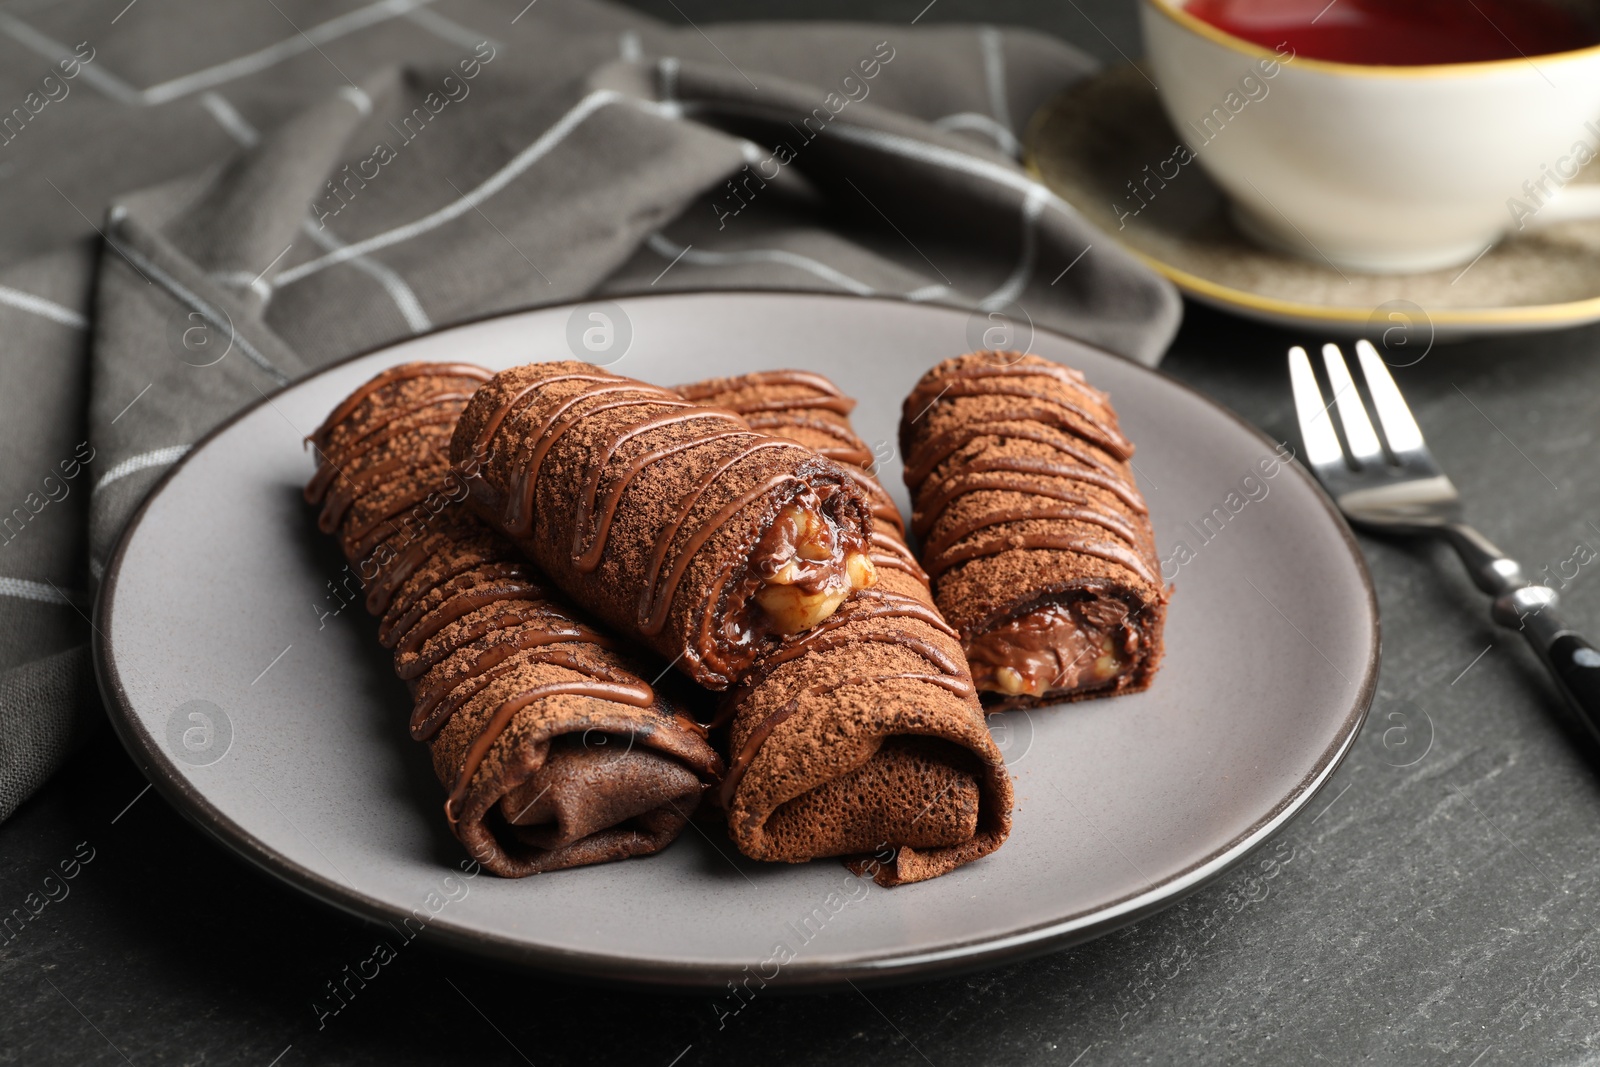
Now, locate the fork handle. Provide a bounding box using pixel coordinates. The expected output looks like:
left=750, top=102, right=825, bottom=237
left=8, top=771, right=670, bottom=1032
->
left=1494, top=586, right=1600, bottom=748
left=1439, top=524, right=1600, bottom=740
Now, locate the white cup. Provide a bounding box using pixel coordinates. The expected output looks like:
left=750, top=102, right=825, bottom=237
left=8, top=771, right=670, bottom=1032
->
left=1139, top=0, right=1600, bottom=273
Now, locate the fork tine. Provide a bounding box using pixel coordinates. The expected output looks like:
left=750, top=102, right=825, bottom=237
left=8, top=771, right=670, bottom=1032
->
left=1321, top=343, right=1385, bottom=464
left=1353, top=339, right=1425, bottom=454
left=1289, top=346, right=1343, bottom=469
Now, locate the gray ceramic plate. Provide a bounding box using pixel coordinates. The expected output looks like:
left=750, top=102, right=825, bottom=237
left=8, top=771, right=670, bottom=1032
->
left=96, top=292, right=1377, bottom=989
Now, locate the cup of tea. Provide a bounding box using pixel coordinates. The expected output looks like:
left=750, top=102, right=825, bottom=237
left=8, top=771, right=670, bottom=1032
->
left=1139, top=0, right=1600, bottom=272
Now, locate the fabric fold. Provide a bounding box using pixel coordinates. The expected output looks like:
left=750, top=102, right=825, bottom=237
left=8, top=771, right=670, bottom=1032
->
left=0, top=0, right=1178, bottom=823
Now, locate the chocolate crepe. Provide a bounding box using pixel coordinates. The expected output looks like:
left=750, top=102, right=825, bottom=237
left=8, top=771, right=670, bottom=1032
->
left=306, top=362, right=722, bottom=876
left=449, top=362, right=878, bottom=690
left=899, top=353, right=1166, bottom=709
left=677, top=370, right=927, bottom=587
left=679, top=371, right=1011, bottom=886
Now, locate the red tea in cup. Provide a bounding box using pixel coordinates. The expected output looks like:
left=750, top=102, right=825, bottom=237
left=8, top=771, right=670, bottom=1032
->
left=1184, top=0, right=1599, bottom=66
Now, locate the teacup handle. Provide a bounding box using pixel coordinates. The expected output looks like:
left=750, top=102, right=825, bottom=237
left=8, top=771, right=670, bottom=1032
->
left=1521, top=184, right=1600, bottom=229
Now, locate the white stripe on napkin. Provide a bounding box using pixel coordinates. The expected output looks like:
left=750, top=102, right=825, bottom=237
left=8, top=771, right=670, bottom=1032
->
left=94, top=445, right=191, bottom=495
left=0, top=285, right=88, bottom=330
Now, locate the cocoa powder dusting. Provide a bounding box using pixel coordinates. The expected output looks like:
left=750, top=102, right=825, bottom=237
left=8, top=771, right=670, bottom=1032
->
left=899, top=353, right=1168, bottom=710
left=677, top=369, right=1012, bottom=887
left=449, top=362, right=876, bottom=690
left=307, top=362, right=722, bottom=877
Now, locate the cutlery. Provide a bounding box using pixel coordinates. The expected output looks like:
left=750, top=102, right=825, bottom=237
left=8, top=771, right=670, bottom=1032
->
left=1289, top=340, right=1600, bottom=740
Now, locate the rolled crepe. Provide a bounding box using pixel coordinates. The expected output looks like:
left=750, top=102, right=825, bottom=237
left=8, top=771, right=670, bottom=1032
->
left=306, top=362, right=722, bottom=876
left=449, top=361, right=878, bottom=690
left=900, top=353, right=1166, bottom=709
left=679, top=370, right=1012, bottom=886
left=676, top=370, right=927, bottom=587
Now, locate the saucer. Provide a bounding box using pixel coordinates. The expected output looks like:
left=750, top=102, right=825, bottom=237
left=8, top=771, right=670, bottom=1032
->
left=1024, top=64, right=1600, bottom=338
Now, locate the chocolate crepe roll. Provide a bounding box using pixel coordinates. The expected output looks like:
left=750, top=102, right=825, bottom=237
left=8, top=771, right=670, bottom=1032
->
left=449, top=362, right=878, bottom=690
left=306, top=363, right=722, bottom=876
left=678, top=371, right=1012, bottom=886
left=675, top=370, right=927, bottom=587
left=900, top=353, right=1167, bottom=709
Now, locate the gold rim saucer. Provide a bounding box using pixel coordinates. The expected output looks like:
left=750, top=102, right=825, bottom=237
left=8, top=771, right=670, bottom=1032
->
left=1024, top=65, right=1600, bottom=337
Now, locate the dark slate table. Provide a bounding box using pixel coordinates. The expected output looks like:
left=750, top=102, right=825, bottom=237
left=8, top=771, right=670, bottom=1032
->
left=7, top=2, right=1600, bottom=1064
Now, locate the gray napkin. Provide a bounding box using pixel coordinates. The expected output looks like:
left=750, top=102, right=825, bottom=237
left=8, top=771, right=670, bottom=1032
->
left=0, top=0, right=1180, bottom=822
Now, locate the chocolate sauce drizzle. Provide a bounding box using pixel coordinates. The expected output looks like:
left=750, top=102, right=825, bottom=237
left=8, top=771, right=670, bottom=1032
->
left=306, top=362, right=709, bottom=827
left=679, top=370, right=872, bottom=467
left=466, top=368, right=848, bottom=651
left=718, top=671, right=969, bottom=814
left=715, top=595, right=975, bottom=809
left=903, top=360, right=1134, bottom=459
left=674, top=372, right=976, bottom=809
left=904, top=356, right=1161, bottom=586
left=714, top=586, right=964, bottom=728
left=677, top=370, right=926, bottom=583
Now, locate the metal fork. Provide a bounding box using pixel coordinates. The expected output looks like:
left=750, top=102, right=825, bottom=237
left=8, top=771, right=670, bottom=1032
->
left=1290, top=339, right=1600, bottom=740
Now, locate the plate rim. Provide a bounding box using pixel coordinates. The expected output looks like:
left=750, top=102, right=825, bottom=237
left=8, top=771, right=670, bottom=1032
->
left=92, top=290, right=1380, bottom=990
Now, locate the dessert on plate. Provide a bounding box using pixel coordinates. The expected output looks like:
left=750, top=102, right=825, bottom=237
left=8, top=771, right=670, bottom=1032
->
left=449, top=362, right=878, bottom=690
left=307, top=362, right=722, bottom=876
left=900, top=353, right=1167, bottom=709
left=678, top=370, right=1011, bottom=886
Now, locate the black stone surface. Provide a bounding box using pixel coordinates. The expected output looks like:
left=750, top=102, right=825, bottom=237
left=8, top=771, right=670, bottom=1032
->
left=8, top=2, right=1600, bottom=1065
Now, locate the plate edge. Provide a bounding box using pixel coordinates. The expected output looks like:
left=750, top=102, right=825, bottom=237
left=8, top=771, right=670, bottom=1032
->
left=90, top=291, right=1382, bottom=990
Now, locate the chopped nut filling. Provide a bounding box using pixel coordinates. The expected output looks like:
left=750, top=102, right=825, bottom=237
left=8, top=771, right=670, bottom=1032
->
left=748, top=491, right=875, bottom=635
left=967, top=599, right=1138, bottom=700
